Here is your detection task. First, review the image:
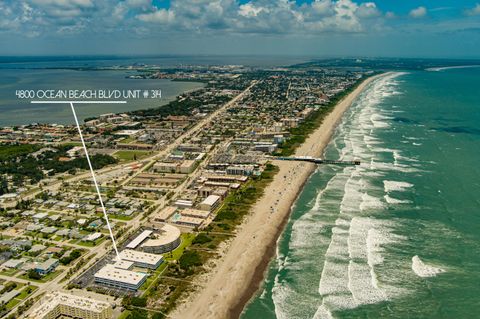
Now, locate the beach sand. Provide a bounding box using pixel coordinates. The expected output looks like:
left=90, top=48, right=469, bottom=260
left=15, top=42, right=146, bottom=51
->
left=172, top=73, right=387, bottom=319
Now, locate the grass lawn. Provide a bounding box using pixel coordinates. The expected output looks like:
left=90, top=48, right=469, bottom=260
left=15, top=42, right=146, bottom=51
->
left=118, top=310, right=131, bottom=319
left=19, top=269, right=62, bottom=283
left=5, top=297, right=20, bottom=310
left=77, top=236, right=105, bottom=247
left=0, top=268, right=19, bottom=276
left=120, top=136, right=136, bottom=144
left=113, top=150, right=151, bottom=162
left=17, top=285, right=38, bottom=299
left=164, top=233, right=196, bottom=262
left=108, top=214, right=134, bottom=221
left=60, top=141, right=82, bottom=147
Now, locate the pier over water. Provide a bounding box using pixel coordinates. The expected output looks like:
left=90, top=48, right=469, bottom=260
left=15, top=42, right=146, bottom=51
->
left=272, top=156, right=360, bottom=166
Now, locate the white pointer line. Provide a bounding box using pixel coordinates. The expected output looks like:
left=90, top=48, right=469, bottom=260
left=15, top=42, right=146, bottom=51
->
left=32, top=100, right=126, bottom=104
left=69, top=102, right=120, bottom=259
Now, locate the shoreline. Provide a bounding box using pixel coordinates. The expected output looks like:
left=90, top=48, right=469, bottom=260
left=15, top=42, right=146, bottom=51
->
left=172, top=72, right=389, bottom=319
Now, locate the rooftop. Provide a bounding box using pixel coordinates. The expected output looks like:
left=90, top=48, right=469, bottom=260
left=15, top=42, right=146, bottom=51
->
left=126, top=230, right=153, bottom=249
left=28, top=291, right=111, bottom=318
left=142, top=224, right=181, bottom=248
left=94, top=264, right=147, bottom=285
left=118, top=249, right=163, bottom=266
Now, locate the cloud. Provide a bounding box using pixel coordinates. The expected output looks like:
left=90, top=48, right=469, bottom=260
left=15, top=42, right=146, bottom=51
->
left=29, top=0, right=93, bottom=8
left=137, top=9, right=174, bottom=24
left=357, top=2, right=381, bottom=19
left=409, top=6, right=427, bottom=18
left=465, top=3, right=480, bottom=16
left=0, top=0, right=387, bottom=37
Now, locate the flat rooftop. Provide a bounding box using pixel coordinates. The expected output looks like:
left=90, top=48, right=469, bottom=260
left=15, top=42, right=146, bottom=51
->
left=181, top=208, right=211, bottom=219
left=201, top=194, right=221, bottom=206
left=119, top=249, right=163, bottom=266
left=142, top=224, right=181, bottom=248
left=28, top=291, right=111, bottom=318
left=126, top=230, right=153, bottom=249
left=113, top=259, right=134, bottom=270
left=94, top=264, right=146, bottom=285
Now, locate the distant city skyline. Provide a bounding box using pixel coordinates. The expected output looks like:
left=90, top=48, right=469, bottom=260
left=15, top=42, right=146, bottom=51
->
left=1, top=0, right=480, bottom=58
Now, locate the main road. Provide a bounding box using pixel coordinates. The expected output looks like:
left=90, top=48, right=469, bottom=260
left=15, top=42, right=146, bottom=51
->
left=16, top=80, right=257, bottom=318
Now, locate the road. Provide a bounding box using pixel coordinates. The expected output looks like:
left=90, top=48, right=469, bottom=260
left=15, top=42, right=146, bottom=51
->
left=15, top=80, right=257, bottom=318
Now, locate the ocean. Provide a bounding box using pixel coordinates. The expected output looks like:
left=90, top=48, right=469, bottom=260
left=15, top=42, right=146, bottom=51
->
left=242, top=68, right=480, bottom=318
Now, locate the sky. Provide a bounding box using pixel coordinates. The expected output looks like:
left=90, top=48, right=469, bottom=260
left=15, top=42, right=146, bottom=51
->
left=1, top=0, right=480, bottom=58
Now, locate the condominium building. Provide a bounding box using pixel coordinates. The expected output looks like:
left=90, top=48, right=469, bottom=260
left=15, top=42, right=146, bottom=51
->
left=94, top=264, right=147, bottom=291
left=118, top=249, right=163, bottom=269
left=28, top=291, right=113, bottom=319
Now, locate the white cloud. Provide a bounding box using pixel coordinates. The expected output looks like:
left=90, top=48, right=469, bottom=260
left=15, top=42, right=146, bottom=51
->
left=357, top=2, right=381, bottom=18
left=137, top=9, right=174, bottom=24
left=310, top=0, right=335, bottom=17
left=125, top=0, right=151, bottom=8
left=29, top=0, right=93, bottom=8
left=465, top=3, right=480, bottom=16
left=238, top=3, right=263, bottom=18
left=409, top=6, right=427, bottom=18
left=1, top=0, right=388, bottom=37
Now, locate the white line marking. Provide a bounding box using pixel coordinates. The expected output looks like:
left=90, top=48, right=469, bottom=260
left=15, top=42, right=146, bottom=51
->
left=32, top=101, right=126, bottom=104
left=69, top=102, right=120, bottom=259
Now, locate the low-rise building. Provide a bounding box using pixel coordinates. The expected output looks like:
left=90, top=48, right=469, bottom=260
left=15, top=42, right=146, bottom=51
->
left=28, top=291, right=113, bottom=319
left=182, top=208, right=211, bottom=219
left=226, top=165, right=255, bottom=176
left=126, top=230, right=153, bottom=249
left=152, top=206, right=177, bottom=223
left=118, top=249, right=163, bottom=269
left=171, top=213, right=204, bottom=228
left=142, top=224, right=182, bottom=254
left=94, top=264, right=147, bottom=291
left=35, top=258, right=59, bottom=275
left=198, top=195, right=221, bottom=211
left=0, top=290, right=20, bottom=305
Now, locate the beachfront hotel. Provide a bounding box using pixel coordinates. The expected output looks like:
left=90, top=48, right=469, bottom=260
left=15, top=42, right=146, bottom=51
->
left=28, top=291, right=112, bottom=319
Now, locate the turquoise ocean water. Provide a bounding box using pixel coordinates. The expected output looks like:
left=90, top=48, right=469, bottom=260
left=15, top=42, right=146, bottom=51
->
left=242, top=68, right=480, bottom=319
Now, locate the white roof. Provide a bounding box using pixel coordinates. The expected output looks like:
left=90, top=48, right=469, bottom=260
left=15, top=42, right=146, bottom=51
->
left=182, top=208, right=210, bottom=218
left=28, top=291, right=111, bottom=318
left=126, top=230, right=153, bottom=249
left=142, top=224, right=181, bottom=248
left=94, top=264, right=146, bottom=285
left=33, top=212, right=48, bottom=219
left=119, top=249, right=163, bottom=266
left=84, top=232, right=102, bottom=241
left=2, top=258, right=26, bottom=268
left=113, top=260, right=134, bottom=270
left=0, top=290, right=20, bottom=304
left=201, top=195, right=221, bottom=206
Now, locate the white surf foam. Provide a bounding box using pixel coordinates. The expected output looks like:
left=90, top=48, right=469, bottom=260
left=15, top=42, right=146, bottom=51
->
left=411, top=255, right=446, bottom=277
left=360, top=192, right=385, bottom=211
left=384, top=195, right=411, bottom=204
left=383, top=180, right=414, bottom=193
left=312, top=304, right=334, bottom=319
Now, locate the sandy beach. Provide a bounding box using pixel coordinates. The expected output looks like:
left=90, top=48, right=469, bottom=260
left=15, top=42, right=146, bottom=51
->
left=172, top=73, right=388, bottom=319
